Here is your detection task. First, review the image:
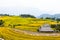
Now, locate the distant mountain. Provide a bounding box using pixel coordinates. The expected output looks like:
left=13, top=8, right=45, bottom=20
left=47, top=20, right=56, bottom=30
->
left=54, top=14, right=60, bottom=18
left=38, top=14, right=60, bottom=18
left=38, top=14, right=53, bottom=18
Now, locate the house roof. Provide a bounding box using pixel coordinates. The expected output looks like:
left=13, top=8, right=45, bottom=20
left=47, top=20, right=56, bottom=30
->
left=39, top=24, right=54, bottom=31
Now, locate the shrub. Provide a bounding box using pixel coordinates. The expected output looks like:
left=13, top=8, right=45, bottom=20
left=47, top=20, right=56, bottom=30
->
left=0, top=20, right=4, bottom=26
left=20, top=14, right=36, bottom=18
left=13, top=24, right=22, bottom=28
left=45, top=17, right=51, bottom=19
left=51, top=24, right=56, bottom=28
left=51, top=24, right=60, bottom=31
left=55, top=24, right=60, bottom=31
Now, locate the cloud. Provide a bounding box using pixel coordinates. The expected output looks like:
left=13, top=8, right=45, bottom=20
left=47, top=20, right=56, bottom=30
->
left=0, top=0, right=60, bottom=16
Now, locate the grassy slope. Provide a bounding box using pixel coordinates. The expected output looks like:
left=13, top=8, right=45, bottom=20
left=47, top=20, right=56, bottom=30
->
left=0, top=16, right=58, bottom=32
left=0, top=27, right=60, bottom=40
left=0, top=16, right=60, bottom=40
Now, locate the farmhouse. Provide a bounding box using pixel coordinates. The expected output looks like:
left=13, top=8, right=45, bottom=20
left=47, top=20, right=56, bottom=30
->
left=38, top=24, right=54, bottom=33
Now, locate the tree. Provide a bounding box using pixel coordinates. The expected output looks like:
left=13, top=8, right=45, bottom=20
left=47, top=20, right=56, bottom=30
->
left=20, top=14, right=36, bottom=18
left=0, top=14, right=9, bottom=16
left=55, top=24, right=60, bottom=31
left=0, top=20, right=4, bottom=26
left=51, top=18, right=55, bottom=20
left=56, top=18, right=60, bottom=21
left=40, top=17, right=43, bottom=19
left=45, top=17, right=51, bottom=19
left=51, top=24, right=56, bottom=28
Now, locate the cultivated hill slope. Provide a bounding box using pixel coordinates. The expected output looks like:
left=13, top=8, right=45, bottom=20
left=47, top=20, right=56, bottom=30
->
left=0, top=27, right=38, bottom=40
left=0, top=16, right=58, bottom=32
left=0, top=27, right=60, bottom=40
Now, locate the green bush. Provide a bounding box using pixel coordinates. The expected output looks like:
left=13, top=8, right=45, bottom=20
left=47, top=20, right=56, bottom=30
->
left=51, top=24, right=56, bottom=28
left=0, top=20, right=4, bottom=26
left=55, top=24, right=60, bottom=31
left=51, top=24, right=60, bottom=31
left=20, top=14, right=36, bottom=18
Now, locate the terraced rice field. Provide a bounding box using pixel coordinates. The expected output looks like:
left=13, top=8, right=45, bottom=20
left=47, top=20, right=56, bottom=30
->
left=0, top=16, right=60, bottom=40
left=0, top=27, right=60, bottom=40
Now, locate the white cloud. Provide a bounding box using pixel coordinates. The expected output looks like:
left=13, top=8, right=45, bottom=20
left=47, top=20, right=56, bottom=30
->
left=0, top=0, right=60, bottom=16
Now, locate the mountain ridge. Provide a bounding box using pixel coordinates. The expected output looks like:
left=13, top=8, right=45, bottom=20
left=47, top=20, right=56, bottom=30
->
left=38, top=14, right=60, bottom=18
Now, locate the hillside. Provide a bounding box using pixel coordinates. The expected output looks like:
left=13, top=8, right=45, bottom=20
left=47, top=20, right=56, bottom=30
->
left=0, top=16, right=58, bottom=32
left=0, top=27, right=60, bottom=40
left=0, top=16, right=60, bottom=40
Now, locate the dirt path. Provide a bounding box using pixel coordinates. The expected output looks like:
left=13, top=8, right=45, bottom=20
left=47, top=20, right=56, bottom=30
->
left=12, top=28, right=60, bottom=36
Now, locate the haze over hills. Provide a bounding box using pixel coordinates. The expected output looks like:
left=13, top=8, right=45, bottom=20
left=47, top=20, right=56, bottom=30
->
left=38, top=14, right=60, bottom=18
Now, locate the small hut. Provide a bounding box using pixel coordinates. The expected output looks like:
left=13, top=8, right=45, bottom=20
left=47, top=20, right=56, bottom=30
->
left=38, top=24, right=54, bottom=33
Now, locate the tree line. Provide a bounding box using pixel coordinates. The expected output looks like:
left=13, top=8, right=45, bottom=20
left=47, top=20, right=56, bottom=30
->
left=0, top=14, right=36, bottom=18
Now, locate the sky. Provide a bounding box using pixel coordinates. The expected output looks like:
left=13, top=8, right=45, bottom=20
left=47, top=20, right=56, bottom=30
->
left=0, top=0, right=60, bottom=17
